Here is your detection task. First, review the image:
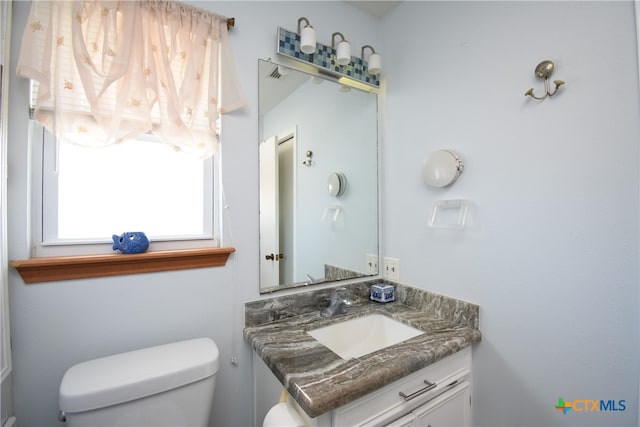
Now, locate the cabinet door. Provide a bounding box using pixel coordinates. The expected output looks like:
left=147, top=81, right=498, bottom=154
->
left=385, top=413, right=416, bottom=427
left=412, top=381, right=470, bottom=427
left=335, top=347, right=471, bottom=427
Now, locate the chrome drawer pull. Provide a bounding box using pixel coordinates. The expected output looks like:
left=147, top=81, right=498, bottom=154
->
left=399, top=380, right=437, bottom=401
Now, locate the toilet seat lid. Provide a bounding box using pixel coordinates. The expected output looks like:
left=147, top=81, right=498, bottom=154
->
left=59, top=338, right=219, bottom=413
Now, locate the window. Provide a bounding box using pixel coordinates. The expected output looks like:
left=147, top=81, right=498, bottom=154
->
left=16, top=1, right=246, bottom=260
left=31, top=123, right=219, bottom=257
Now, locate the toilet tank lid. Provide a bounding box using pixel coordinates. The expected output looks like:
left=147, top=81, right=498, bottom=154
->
left=59, top=338, right=219, bottom=413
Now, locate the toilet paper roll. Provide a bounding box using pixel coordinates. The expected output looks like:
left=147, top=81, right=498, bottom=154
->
left=263, top=402, right=307, bottom=427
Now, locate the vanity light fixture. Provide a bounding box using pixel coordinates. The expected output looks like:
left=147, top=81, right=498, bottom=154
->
left=525, top=60, right=565, bottom=100
left=338, top=77, right=374, bottom=93
left=332, top=32, right=351, bottom=65
left=277, top=27, right=380, bottom=89
left=361, top=45, right=381, bottom=75
left=298, top=17, right=316, bottom=54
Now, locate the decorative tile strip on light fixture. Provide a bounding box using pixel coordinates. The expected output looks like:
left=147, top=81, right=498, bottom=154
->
left=277, top=27, right=380, bottom=89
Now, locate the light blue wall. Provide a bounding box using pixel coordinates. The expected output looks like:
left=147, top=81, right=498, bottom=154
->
left=7, top=1, right=640, bottom=426
left=6, top=2, right=380, bottom=426
left=381, top=1, right=640, bottom=426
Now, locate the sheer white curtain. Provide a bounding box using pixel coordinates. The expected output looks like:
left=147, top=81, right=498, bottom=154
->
left=16, top=0, right=246, bottom=157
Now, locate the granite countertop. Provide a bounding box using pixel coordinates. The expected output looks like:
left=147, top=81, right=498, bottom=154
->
left=244, top=281, right=481, bottom=418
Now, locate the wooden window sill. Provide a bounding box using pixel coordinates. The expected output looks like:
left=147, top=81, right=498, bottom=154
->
left=10, top=247, right=235, bottom=284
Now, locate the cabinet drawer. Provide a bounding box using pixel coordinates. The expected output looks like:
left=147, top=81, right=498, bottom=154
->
left=410, top=381, right=470, bottom=427
left=333, top=347, right=471, bottom=427
left=385, top=413, right=416, bottom=427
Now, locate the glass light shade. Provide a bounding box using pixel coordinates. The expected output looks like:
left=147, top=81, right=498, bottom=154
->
left=327, top=172, right=347, bottom=197
left=367, top=52, right=382, bottom=75
left=300, top=26, right=316, bottom=54
left=336, top=40, right=351, bottom=65
left=422, top=150, right=463, bottom=188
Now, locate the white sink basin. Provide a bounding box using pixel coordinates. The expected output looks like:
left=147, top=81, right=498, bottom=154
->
left=307, top=314, right=424, bottom=359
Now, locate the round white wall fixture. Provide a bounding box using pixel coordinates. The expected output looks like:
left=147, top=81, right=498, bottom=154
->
left=327, top=172, right=347, bottom=197
left=422, top=150, right=464, bottom=188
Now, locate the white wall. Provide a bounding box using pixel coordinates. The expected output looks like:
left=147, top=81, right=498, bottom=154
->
left=6, top=2, right=380, bottom=426
left=381, top=1, right=640, bottom=426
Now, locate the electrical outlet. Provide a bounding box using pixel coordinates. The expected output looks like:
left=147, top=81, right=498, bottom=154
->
left=366, top=254, right=379, bottom=275
left=383, top=257, right=400, bottom=281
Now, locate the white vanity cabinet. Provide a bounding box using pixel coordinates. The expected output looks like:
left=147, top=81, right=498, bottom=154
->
left=255, top=347, right=473, bottom=427
left=329, top=347, right=471, bottom=427
left=386, top=381, right=470, bottom=427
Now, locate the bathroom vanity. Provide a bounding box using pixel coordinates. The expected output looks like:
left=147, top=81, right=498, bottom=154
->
left=245, top=281, right=481, bottom=426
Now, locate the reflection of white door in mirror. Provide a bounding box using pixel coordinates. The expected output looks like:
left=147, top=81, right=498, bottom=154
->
left=258, top=59, right=379, bottom=293
left=260, top=130, right=297, bottom=288
left=277, top=133, right=295, bottom=284
left=259, top=136, right=280, bottom=287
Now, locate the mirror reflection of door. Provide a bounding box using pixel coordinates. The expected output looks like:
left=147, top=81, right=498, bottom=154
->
left=258, top=59, right=379, bottom=293
left=277, top=132, right=295, bottom=285
left=259, top=136, right=279, bottom=287
left=259, top=130, right=296, bottom=287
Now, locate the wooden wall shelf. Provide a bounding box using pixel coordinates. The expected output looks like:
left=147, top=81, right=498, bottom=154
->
left=10, top=247, right=235, bottom=283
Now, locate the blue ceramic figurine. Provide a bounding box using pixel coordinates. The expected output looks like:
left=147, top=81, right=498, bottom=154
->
left=112, top=232, right=150, bottom=254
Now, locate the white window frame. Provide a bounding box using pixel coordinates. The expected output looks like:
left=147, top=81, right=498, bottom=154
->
left=30, top=121, right=221, bottom=258
left=1, top=0, right=12, bottom=384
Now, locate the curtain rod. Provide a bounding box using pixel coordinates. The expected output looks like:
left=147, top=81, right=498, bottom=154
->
left=152, top=1, right=235, bottom=30
left=176, top=1, right=235, bottom=30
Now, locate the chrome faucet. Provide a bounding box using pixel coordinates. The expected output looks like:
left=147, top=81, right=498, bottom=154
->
left=321, top=288, right=352, bottom=317
left=305, top=274, right=326, bottom=285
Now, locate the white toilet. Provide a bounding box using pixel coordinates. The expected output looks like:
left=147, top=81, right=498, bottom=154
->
left=58, top=338, right=219, bottom=427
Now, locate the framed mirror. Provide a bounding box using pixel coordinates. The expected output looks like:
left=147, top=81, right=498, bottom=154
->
left=258, top=59, right=379, bottom=293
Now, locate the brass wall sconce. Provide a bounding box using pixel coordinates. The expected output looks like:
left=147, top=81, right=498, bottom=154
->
left=524, top=60, right=565, bottom=100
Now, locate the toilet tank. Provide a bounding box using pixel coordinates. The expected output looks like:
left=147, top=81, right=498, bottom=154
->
left=59, top=338, right=219, bottom=427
